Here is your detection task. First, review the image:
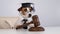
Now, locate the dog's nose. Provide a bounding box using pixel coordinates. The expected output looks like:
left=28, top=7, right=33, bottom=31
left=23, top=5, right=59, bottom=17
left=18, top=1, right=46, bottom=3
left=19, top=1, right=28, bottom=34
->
left=28, top=14, right=32, bottom=18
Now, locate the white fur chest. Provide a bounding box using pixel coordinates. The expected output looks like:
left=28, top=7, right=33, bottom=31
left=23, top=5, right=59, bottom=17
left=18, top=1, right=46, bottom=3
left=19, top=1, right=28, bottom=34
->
left=16, top=16, right=32, bottom=25
left=15, top=13, right=36, bottom=28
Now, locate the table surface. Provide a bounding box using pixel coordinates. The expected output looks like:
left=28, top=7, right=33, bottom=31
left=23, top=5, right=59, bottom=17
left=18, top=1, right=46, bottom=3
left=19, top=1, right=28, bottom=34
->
left=0, top=27, right=60, bottom=34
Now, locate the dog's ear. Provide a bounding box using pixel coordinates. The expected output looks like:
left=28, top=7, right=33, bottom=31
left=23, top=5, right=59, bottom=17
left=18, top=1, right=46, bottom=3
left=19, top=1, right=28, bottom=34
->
left=30, top=7, right=35, bottom=12
left=18, top=7, right=22, bottom=12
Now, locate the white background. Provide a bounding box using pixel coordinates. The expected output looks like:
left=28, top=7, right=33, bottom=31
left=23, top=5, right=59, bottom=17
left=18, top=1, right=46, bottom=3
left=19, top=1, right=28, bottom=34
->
left=0, top=0, right=60, bottom=27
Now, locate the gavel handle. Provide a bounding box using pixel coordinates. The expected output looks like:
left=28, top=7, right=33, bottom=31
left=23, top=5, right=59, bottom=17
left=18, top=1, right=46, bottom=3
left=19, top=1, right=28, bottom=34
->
left=16, top=21, right=33, bottom=29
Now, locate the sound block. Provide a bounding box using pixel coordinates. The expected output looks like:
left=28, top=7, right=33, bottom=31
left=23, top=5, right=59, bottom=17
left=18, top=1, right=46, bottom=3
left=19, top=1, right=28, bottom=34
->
left=29, top=27, right=45, bottom=31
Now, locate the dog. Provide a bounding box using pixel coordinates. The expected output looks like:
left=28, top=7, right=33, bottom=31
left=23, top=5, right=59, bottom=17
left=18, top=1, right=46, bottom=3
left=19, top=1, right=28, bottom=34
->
left=14, top=3, right=36, bottom=29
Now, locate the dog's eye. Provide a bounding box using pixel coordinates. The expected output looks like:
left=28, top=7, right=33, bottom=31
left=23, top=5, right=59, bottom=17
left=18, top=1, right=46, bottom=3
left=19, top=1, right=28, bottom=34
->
left=30, top=7, right=33, bottom=12
left=24, top=9, right=27, bottom=12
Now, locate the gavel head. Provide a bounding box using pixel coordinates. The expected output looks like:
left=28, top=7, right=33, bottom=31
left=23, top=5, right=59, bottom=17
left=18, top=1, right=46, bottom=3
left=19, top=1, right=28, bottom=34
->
left=32, top=15, right=40, bottom=27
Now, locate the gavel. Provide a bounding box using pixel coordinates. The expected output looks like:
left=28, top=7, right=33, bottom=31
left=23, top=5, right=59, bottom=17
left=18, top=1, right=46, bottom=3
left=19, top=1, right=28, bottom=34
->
left=16, top=15, right=44, bottom=31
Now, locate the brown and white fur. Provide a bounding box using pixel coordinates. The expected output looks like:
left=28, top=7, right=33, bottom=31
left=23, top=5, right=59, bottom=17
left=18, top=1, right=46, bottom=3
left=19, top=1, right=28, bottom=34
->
left=14, top=7, right=35, bottom=29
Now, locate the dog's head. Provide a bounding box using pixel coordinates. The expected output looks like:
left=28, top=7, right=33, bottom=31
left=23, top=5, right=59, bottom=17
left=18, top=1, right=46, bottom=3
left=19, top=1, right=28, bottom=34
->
left=18, top=3, right=35, bottom=18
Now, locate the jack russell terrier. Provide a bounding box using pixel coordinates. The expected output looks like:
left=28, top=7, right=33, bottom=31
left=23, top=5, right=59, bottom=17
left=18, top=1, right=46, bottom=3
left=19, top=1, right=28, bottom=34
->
left=14, top=3, right=35, bottom=29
